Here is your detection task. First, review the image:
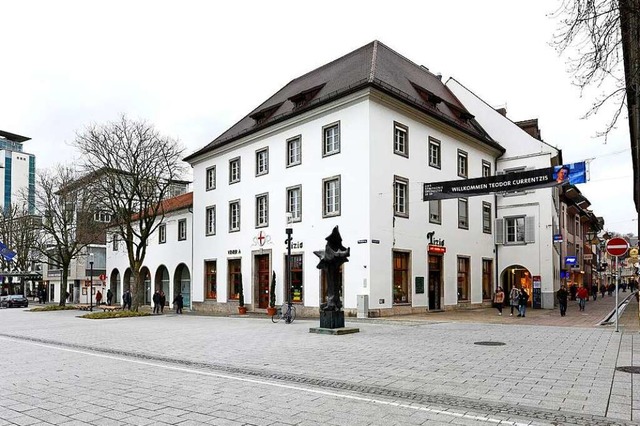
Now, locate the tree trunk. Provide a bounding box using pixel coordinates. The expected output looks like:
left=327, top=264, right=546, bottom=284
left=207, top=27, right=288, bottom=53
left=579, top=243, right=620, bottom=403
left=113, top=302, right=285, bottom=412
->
left=59, top=267, right=68, bottom=306
left=132, top=267, right=143, bottom=311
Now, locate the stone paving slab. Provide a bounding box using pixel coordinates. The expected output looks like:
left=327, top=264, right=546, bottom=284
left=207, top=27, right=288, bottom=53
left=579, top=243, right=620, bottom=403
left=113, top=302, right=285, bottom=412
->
left=0, top=296, right=639, bottom=425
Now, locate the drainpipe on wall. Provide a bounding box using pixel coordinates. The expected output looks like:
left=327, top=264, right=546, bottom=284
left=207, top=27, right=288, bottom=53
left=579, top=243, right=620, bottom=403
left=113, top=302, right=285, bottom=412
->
left=189, top=206, right=193, bottom=310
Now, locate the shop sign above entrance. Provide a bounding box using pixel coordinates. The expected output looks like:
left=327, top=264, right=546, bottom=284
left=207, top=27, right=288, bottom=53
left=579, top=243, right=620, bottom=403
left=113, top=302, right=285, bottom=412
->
left=428, top=245, right=446, bottom=254
left=565, top=256, right=577, bottom=265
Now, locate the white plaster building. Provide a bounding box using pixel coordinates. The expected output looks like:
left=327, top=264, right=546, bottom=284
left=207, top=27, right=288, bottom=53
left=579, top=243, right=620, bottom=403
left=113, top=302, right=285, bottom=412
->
left=183, top=41, right=505, bottom=316
left=106, top=192, right=193, bottom=309
left=447, top=79, right=563, bottom=308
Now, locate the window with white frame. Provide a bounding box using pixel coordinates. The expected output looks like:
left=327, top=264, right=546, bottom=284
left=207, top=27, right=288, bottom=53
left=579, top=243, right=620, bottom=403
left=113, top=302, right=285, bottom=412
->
left=482, top=202, right=491, bottom=234
left=178, top=219, right=187, bottom=241
left=458, top=198, right=469, bottom=229
left=206, top=166, right=216, bottom=190
left=393, top=175, right=409, bottom=217
left=323, top=122, right=340, bottom=156
left=457, top=149, right=468, bottom=178
left=393, top=122, right=408, bottom=157
left=494, top=216, right=535, bottom=245
left=159, top=224, right=166, bottom=244
left=322, top=175, right=341, bottom=217
left=255, top=193, right=268, bottom=228
left=229, top=200, right=241, bottom=232
left=429, top=199, right=441, bottom=224
left=506, top=216, right=525, bottom=243
left=229, top=157, right=241, bottom=184
left=94, top=211, right=111, bottom=223
left=429, top=137, right=441, bottom=169
left=287, top=136, right=302, bottom=167
left=482, top=160, right=491, bottom=177
left=287, top=185, right=302, bottom=222
left=205, top=205, right=216, bottom=236
left=256, top=148, right=268, bottom=176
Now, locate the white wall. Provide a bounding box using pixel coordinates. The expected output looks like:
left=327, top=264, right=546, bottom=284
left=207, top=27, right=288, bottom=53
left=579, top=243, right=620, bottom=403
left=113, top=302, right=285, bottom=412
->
left=448, top=78, right=562, bottom=308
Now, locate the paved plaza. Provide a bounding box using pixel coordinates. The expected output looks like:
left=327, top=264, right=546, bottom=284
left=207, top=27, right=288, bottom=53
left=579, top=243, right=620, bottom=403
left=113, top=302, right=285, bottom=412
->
left=1, top=293, right=640, bottom=425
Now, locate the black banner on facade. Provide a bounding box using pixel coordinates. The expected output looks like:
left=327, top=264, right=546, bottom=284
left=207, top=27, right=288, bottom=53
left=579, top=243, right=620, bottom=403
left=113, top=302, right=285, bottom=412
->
left=423, top=167, right=556, bottom=200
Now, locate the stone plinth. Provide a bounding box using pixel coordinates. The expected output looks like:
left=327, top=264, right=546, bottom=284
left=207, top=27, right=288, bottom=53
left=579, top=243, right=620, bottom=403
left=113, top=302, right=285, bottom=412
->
left=320, top=310, right=344, bottom=328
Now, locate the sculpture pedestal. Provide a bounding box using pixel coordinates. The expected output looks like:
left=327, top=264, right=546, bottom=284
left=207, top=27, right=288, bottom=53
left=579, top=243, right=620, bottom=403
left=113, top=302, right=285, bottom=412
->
left=320, top=310, right=345, bottom=328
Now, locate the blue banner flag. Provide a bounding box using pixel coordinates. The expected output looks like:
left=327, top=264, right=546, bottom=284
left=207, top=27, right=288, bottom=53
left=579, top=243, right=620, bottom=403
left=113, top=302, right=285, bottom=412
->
left=0, top=241, right=17, bottom=261
left=553, top=162, right=587, bottom=185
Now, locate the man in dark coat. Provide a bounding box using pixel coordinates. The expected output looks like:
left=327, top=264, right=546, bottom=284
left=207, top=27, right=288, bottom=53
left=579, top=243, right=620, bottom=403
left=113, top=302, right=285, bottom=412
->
left=152, top=290, right=161, bottom=314
left=106, top=289, right=113, bottom=305
left=557, top=285, right=569, bottom=317
left=173, top=292, right=183, bottom=314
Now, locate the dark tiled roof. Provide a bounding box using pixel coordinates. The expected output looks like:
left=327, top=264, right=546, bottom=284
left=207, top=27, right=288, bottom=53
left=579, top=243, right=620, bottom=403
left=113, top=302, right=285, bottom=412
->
left=185, top=41, right=502, bottom=162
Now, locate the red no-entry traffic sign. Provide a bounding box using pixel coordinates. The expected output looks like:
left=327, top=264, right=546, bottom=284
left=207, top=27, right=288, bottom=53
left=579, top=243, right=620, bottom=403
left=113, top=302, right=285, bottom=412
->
left=606, top=238, right=630, bottom=257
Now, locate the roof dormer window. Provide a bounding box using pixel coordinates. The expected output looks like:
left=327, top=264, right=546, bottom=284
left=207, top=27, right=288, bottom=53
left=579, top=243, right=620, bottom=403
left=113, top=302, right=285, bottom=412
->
left=288, top=83, right=326, bottom=109
left=410, top=82, right=443, bottom=106
left=249, top=103, right=283, bottom=125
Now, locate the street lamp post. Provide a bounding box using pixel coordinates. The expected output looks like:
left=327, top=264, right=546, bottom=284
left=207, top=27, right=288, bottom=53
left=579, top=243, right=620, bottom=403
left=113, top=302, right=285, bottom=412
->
left=89, top=253, right=94, bottom=312
left=285, top=227, right=293, bottom=324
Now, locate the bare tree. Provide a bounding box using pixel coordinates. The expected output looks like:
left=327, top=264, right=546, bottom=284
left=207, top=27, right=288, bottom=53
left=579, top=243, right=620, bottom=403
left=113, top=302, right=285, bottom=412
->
left=0, top=204, right=41, bottom=295
left=73, top=115, right=186, bottom=311
left=32, top=165, right=104, bottom=306
left=551, top=0, right=635, bottom=139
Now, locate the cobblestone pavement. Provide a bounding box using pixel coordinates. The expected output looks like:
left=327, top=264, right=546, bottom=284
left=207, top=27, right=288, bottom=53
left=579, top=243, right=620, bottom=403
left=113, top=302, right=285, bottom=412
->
left=0, top=293, right=639, bottom=426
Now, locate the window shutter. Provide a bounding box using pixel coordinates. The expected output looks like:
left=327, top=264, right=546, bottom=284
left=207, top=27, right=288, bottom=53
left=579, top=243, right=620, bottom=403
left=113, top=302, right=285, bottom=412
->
left=525, top=216, right=535, bottom=243
left=494, top=218, right=504, bottom=244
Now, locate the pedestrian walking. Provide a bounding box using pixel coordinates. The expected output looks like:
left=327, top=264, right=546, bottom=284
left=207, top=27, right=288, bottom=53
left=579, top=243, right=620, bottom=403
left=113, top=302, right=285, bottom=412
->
left=557, top=284, right=568, bottom=317
left=509, top=285, right=520, bottom=316
left=591, top=283, right=598, bottom=301
left=106, top=288, right=113, bottom=305
left=173, top=292, right=184, bottom=314
left=600, top=284, right=606, bottom=298
left=159, top=291, right=166, bottom=313
left=152, top=290, right=161, bottom=314
left=517, top=288, right=529, bottom=317
left=569, top=283, right=577, bottom=301
left=493, top=287, right=505, bottom=316
left=577, top=285, right=589, bottom=311
left=608, top=283, right=615, bottom=296
left=122, top=290, right=132, bottom=310
left=95, top=290, right=103, bottom=305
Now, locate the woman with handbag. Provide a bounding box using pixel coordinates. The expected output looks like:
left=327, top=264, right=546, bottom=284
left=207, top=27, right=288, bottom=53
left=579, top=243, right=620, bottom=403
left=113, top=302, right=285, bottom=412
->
left=509, top=286, right=520, bottom=316
left=493, top=287, right=505, bottom=316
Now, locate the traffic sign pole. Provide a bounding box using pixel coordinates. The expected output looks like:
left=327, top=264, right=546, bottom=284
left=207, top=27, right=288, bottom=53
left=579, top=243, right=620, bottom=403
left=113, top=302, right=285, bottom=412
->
left=615, top=256, right=619, bottom=333
left=605, top=238, right=629, bottom=333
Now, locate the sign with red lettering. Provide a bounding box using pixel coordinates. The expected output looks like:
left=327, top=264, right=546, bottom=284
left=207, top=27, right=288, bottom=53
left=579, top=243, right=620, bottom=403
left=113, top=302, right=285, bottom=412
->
left=428, top=245, right=446, bottom=254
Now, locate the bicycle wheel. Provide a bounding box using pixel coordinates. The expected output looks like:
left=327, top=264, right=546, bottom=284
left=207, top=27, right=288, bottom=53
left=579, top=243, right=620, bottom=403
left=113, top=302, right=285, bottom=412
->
left=289, top=305, right=296, bottom=323
left=271, top=306, right=281, bottom=323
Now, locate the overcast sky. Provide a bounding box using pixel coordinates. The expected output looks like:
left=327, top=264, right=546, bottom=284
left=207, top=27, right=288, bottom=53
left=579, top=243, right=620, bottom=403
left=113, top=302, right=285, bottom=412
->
left=2, top=0, right=637, bottom=235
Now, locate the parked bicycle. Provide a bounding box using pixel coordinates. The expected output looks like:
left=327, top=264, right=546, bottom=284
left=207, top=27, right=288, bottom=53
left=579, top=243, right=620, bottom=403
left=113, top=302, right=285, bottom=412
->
left=271, top=303, right=296, bottom=324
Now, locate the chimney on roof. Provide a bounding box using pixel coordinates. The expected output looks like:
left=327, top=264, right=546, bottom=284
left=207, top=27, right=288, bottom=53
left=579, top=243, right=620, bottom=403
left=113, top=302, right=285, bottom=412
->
left=436, top=72, right=442, bottom=80
left=496, top=107, right=507, bottom=117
